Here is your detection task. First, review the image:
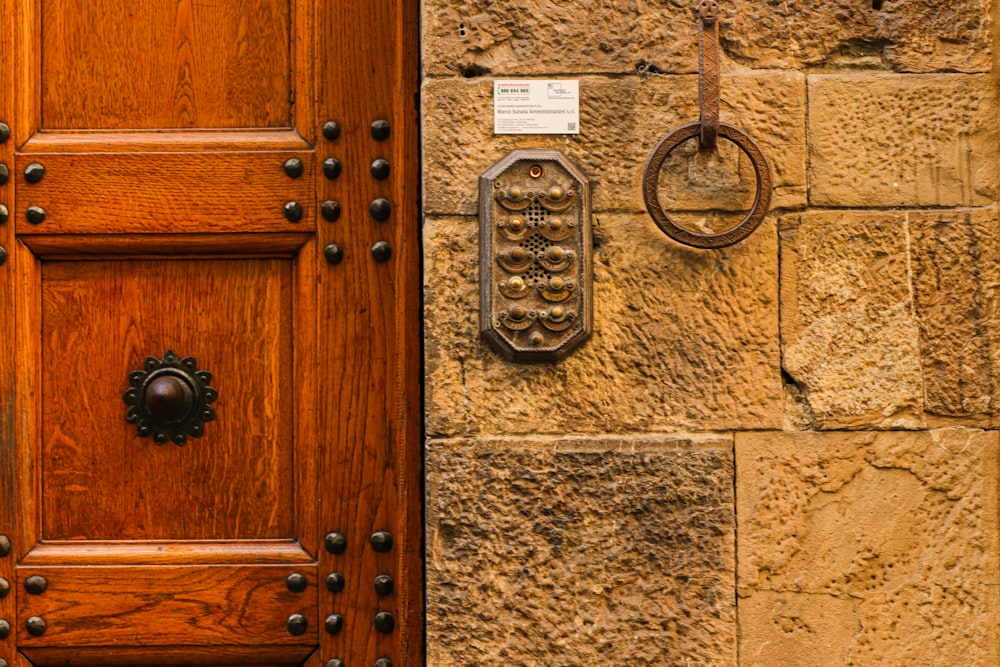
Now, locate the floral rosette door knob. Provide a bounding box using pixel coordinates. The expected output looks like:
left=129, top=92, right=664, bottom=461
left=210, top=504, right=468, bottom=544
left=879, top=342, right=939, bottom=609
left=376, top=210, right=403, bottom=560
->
left=123, top=350, right=218, bottom=445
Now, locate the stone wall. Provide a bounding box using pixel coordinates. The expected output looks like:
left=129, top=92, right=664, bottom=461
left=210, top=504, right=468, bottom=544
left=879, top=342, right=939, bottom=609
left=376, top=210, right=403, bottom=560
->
left=422, top=1, right=1000, bottom=664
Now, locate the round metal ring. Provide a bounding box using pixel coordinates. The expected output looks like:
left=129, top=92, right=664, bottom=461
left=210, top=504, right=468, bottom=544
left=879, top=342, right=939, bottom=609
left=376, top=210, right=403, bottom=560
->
left=643, top=121, right=773, bottom=249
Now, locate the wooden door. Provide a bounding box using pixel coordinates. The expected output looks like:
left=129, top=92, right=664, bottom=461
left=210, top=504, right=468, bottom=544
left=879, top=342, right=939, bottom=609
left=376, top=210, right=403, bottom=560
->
left=0, top=1, right=421, bottom=665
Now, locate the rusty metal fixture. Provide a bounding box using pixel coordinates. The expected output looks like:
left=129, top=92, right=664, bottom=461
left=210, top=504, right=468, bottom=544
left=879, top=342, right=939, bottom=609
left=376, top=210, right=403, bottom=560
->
left=371, top=158, right=390, bottom=180
left=371, top=241, right=392, bottom=263
left=0, top=204, right=8, bottom=224
left=644, top=122, right=772, bottom=249
left=324, top=243, right=345, bottom=265
left=370, top=119, right=390, bottom=141
left=0, top=164, right=8, bottom=185
left=321, top=200, right=341, bottom=222
left=0, top=122, right=9, bottom=143
left=283, top=201, right=303, bottom=222
left=25, top=617, right=46, bottom=637
left=480, top=150, right=592, bottom=363
left=374, top=611, right=394, bottom=634
left=283, top=157, right=304, bottom=179
left=123, top=350, right=217, bottom=446
left=0, top=535, right=9, bottom=556
left=323, top=157, right=342, bottom=180
left=642, top=0, right=773, bottom=249
left=24, top=162, right=46, bottom=184
left=324, top=614, right=344, bottom=636
left=286, top=614, right=307, bottom=636
left=370, top=531, right=393, bottom=553
left=24, top=575, right=47, bottom=595
left=374, top=574, right=394, bottom=596
left=285, top=573, right=307, bottom=593
left=26, top=206, right=46, bottom=224
left=324, top=532, right=347, bottom=554
left=322, top=120, right=341, bottom=141
left=326, top=572, right=345, bottom=593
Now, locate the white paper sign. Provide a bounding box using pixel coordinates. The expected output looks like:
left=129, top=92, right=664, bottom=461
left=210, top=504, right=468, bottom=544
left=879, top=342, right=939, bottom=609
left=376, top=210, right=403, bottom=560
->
left=493, top=80, right=580, bottom=135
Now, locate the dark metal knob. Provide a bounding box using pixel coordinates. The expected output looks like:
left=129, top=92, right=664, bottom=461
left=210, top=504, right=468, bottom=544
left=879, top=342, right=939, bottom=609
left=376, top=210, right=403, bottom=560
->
left=371, top=241, right=392, bottom=263
left=0, top=203, right=8, bottom=224
left=324, top=244, right=345, bottom=266
left=374, top=611, right=395, bottom=634
left=0, top=164, right=8, bottom=185
left=375, top=659, right=393, bottom=667
left=0, top=657, right=9, bottom=667
left=322, top=121, right=341, bottom=141
left=0, top=620, right=8, bottom=639
left=24, top=162, right=45, bottom=183
left=283, top=157, right=304, bottom=178
left=0, top=122, right=9, bottom=143
left=286, top=613, right=308, bottom=636
left=325, top=531, right=347, bottom=554
left=369, top=198, right=391, bottom=222
left=371, top=158, right=390, bottom=180
left=0, top=578, right=9, bottom=598
left=283, top=201, right=303, bottom=223
left=286, top=572, right=308, bottom=593
left=324, top=614, right=344, bottom=636
left=26, top=616, right=46, bottom=637
left=144, top=375, right=193, bottom=421
left=0, top=247, right=6, bottom=268
left=371, top=119, right=390, bottom=141
left=326, top=572, right=345, bottom=593
left=370, top=531, right=393, bottom=552
left=374, top=574, right=394, bottom=596
left=323, top=158, right=342, bottom=180
left=321, top=200, right=341, bottom=222
left=0, top=535, right=11, bottom=556
left=25, top=575, right=47, bottom=595
left=326, top=661, right=345, bottom=667
left=26, top=206, right=46, bottom=224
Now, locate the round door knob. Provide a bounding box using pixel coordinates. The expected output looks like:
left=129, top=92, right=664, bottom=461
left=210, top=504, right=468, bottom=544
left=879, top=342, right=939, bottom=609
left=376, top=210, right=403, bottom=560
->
left=26, top=206, right=46, bottom=224
left=324, top=614, right=344, bottom=636
left=286, top=613, right=308, bottom=636
left=326, top=572, right=345, bottom=593
left=26, top=616, right=46, bottom=636
left=143, top=375, right=193, bottom=421
left=25, top=575, right=47, bottom=595
left=24, top=162, right=45, bottom=183
left=286, top=572, right=308, bottom=593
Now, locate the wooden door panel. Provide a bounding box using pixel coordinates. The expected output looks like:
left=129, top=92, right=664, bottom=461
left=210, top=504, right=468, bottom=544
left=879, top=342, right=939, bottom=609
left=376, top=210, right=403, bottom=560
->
left=13, top=151, right=315, bottom=235
left=40, top=258, right=295, bottom=541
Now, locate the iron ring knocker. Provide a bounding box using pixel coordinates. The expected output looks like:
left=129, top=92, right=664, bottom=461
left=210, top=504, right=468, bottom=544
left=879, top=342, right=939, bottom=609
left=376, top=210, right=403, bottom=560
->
left=643, top=121, right=773, bottom=249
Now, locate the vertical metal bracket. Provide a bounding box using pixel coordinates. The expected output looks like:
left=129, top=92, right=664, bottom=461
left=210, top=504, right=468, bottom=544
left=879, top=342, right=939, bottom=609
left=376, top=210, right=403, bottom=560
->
left=479, top=150, right=592, bottom=363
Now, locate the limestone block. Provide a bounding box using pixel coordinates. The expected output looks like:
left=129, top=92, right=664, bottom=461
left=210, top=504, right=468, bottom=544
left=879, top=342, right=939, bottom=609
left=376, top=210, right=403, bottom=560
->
left=909, top=208, right=1000, bottom=422
left=808, top=74, right=998, bottom=208
left=725, top=0, right=992, bottom=72
left=422, top=0, right=991, bottom=76
left=421, top=73, right=806, bottom=217
left=426, top=435, right=736, bottom=666
left=424, top=212, right=780, bottom=438
left=780, top=210, right=924, bottom=429
left=736, top=430, right=1000, bottom=667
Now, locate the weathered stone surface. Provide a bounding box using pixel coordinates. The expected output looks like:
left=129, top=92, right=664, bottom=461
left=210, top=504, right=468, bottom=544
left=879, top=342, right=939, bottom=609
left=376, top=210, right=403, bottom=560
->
left=909, top=208, right=1000, bottom=422
left=427, top=435, right=736, bottom=666
left=737, top=430, right=1000, bottom=667
left=780, top=210, right=924, bottom=429
left=424, top=213, right=780, bottom=438
left=422, top=0, right=991, bottom=76
left=422, top=73, right=806, bottom=216
left=808, top=74, right=998, bottom=208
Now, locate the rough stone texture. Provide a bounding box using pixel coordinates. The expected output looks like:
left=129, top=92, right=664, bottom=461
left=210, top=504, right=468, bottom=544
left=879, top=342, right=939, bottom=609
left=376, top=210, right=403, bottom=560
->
left=808, top=74, right=999, bottom=208
left=782, top=208, right=1000, bottom=430
left=426, top=435, right=736, bottom=666
left=737, top=430, right=1000, bottom=667
left=422, top=72, right=806, bottom=216
left=424, top=213, right=781, bottom=438
left=780, top=210, right=924, bottom=430
left=423, top=0, right=991, bottom=77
